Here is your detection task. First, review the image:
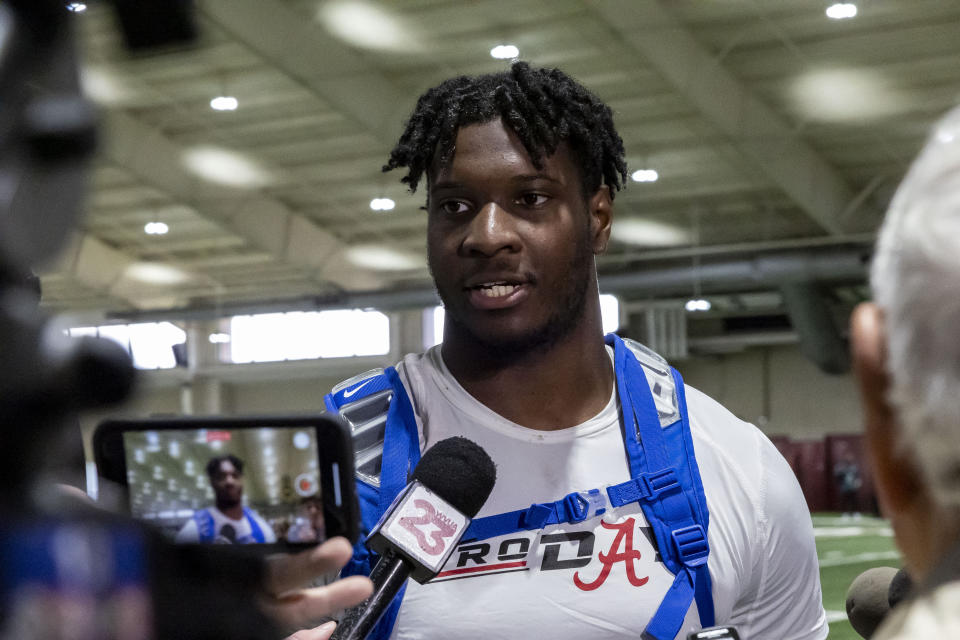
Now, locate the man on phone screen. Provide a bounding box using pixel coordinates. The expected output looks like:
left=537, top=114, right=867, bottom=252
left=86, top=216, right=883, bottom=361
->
left=176, top=454, right=276, bottom=544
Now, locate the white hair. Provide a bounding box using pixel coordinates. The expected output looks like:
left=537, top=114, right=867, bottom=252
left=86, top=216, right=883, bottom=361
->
left=872, top=105, right=960, bottom=511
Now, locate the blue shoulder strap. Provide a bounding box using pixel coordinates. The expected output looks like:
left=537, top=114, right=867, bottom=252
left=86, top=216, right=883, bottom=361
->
left=607, top=333, right=714, bottom=639
left=325, top=366, right=419, bottom=640
left=242, top=507, right=266, bottom=543
left=194, top=509, right=215, bottom=543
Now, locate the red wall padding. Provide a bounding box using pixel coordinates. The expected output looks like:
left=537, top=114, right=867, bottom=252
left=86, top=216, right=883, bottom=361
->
left=764, top=434, right=878, bottom=514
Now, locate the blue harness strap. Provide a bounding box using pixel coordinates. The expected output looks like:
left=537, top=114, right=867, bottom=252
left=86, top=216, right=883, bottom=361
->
left=326, top=366, right=419, bottom=640
left=194, top=509, right=215, bottom=543
left=609, top=334, right=713, bottom=638
left=243, top=507, right=267, bottom=543
left=329, top=337, right=714, bottom=640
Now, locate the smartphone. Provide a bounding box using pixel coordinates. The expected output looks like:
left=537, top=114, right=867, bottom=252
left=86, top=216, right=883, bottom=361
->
left=93, top=414, right=359, bottom=550
left=688, top=627, right=740, bottom=640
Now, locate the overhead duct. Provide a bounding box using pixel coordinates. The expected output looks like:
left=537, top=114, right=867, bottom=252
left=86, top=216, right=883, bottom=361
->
left=599, top=247, right=869, bottom=298
left=106, top=247, right=870, bottom=323
left=779, top=282, right=850, bottom=375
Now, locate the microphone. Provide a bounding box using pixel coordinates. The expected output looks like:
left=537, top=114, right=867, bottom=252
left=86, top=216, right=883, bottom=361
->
left=845, top=566, right=913, bottom=638
left=332, top=436, right=497, bottom=640
left=218, top=523, right=237, bottom=544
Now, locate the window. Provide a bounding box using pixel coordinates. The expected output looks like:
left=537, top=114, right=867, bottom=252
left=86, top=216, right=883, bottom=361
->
left=67, top=322, right=186, bottom=370
left=228, top=309, right=390, bottom=363
left=599, top=293, right=620, bottom=334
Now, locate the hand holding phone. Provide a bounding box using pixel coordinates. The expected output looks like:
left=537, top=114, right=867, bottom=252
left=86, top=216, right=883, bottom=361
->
left=261, top=537, right=374, bottom=640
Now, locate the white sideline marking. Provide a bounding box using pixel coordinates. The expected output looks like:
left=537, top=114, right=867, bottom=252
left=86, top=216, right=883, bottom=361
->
left=825, top=610, right=848, bottom=624
left=818, top=551, right=900, bottom=567
left=813, top=526, right=893, bottom=537
left=812, top=516, right=887, bottom=527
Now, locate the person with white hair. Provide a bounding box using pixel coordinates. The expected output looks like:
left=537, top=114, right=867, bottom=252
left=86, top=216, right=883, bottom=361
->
left=851, top=104, right=960, bottom=638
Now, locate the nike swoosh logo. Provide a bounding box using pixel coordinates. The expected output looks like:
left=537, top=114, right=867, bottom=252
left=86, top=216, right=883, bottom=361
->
left=343, top=379, right=373, bottom=398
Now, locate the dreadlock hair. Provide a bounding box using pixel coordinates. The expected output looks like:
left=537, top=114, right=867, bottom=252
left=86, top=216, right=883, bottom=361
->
left=383, top=61, right=628, bottom=201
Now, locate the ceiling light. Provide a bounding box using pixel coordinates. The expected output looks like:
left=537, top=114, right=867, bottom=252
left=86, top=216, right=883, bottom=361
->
left=81, top=66, right=135, bottom=106
left=293, top=431, right=311, bottom=450
left=825, top=3, right=857, bottom=19
left=123, top=263, right=191, bottom=286
left=210, top=96, right=239, bottom=111
left=181, top=145, right=272, bottom=189
left=685, top=298, right=712, bottom=312
left=790, top=68, right=905, bottom=122
left=66, top=2, right=87, bottom=12
left=208, top=332, right=231, bottom=344
left=370, top=197, right=395, bottom=211
left=490, top=45, right=519, bottom=60
left=631, top=169, right=659, bottom=183
left=144, top=221, right=168, bottom=235
left=611, top=218, right=690, bottom=247
left=346, top=244, right=423, bottom=271
left=318, top=0, right=423, bottom=53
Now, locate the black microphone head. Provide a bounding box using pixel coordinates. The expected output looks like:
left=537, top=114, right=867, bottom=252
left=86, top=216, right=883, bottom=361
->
left=887, top=567, right=913, bottom=609
left=411, top=437, right=496, bottom=518
left=219, top=523, right=237, bottom=543
left=846, top=566, right=898, bottom=639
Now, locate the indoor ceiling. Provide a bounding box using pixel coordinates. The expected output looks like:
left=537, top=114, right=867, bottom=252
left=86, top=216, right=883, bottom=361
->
left=38, top=0, right=960, bottom=339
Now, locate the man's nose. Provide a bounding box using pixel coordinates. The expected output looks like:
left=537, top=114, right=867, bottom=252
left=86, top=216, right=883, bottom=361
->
left=461, top=202, right=521, bottom=257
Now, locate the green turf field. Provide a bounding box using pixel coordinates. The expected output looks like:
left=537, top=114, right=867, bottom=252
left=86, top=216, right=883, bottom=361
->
left=812, top=514, right=900, bottom=640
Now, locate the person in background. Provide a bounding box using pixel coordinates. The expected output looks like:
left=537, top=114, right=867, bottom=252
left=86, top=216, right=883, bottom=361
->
left=850, top=104, right=960, bottom=638
left=835, top=454, right=863, bottom=518
left=287, top=496, right=326, bottom=543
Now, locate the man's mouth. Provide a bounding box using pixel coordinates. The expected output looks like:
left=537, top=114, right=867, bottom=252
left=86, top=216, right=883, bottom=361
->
left=471, top=282, right=519, bottom=298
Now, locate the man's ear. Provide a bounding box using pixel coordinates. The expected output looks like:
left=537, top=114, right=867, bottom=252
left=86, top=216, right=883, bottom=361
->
left=588, top=185, right=613, bottom=255
left=850, top=303, right=925, bottom=514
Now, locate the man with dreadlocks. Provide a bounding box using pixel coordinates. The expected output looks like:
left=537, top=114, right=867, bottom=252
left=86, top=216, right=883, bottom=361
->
left=323, top=63, right=826, bottom=640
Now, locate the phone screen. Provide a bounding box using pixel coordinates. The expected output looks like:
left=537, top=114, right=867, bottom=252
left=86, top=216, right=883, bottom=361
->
left=121, top=426, right=329, bottom=546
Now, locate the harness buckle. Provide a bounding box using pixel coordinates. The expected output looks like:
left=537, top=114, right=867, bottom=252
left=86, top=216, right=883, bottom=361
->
left=643, top=468, right=681, bottom=497
left=561, top=492, right=590, bottom=523
left=671, top=524, right=709, bottom=568
left=606, top=468, right=681, bottom=507
left=520, top=503, right=553, bottom=529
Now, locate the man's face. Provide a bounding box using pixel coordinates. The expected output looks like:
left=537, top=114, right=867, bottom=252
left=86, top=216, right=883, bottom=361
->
left=426, top=118, right=611, bottom=356
left=211, top=460, right=243, bottom=507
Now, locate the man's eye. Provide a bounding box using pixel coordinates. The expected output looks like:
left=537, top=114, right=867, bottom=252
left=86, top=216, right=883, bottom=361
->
left=439, top=200, right=469, bottom=215
left=518, top=193, right=549, bottom=207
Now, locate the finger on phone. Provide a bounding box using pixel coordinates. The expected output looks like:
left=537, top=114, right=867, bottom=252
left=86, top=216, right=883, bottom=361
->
left=264, top=576, right=373, bottom=631
left=284, top=620, right=336, bottom=640
left=266, top=537, right=355, bottom=594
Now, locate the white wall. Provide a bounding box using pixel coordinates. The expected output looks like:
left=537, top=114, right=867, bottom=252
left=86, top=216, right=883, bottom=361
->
left=679, top=345, right=863, bottom=439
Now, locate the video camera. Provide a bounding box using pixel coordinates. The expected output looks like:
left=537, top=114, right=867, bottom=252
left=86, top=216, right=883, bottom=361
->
left=0, top=2, right=356, bottom=638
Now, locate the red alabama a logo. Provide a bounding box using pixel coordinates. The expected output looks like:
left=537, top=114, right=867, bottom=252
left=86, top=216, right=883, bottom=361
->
left=573, top=518, right=649, bottom=591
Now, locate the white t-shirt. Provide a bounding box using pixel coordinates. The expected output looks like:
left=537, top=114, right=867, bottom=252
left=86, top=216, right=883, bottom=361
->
left=175, top=506, right=277, bottom=544
left=387, top=346, right=827, bottom=640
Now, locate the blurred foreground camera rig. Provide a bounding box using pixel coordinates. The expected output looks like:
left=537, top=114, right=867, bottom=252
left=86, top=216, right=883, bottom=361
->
left=0, top=2, right=280, bottom=638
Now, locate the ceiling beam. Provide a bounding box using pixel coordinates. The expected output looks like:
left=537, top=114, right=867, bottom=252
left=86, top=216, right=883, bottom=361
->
left=100, top=110, right=385, bottom=291
left=50, top=233, right=151, bottom=309
left=200, top=0, right=412, bottom=143
left=590, top=0, right=860, bottom=235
